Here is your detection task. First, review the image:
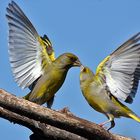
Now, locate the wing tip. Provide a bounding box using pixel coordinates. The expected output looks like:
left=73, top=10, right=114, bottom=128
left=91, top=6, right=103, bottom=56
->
left=125, top=96, right=133, bottom=104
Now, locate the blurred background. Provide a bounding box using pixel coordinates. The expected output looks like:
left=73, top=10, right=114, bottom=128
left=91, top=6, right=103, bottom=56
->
left=0, top=0, right=140, bottom=139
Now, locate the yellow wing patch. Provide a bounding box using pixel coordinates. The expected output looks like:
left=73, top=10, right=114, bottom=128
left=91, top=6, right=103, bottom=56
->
left=38, top=37, right=52, bottom=69
left=41, top=35, right=56, bottom=62
left=94, top=55, right=110, bottom=85
left=96, top=55, right=110, bottom=75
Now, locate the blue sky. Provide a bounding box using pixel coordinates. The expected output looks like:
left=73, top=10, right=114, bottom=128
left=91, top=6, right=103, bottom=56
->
left=0, top=0, right=140, bottom=139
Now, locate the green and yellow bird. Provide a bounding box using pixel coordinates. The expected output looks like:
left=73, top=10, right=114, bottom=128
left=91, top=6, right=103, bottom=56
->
left=80, top=32, right=140, bottom=130
left=6, top=1, right=81, bottom=107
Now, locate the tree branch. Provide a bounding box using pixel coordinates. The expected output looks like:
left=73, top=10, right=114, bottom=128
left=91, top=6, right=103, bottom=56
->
left=0, top=89, right=135, bottom=140
left=0, top=106, right=86, bottom=140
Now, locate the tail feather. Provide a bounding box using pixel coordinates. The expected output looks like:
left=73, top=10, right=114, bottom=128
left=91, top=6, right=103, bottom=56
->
left=128, top=113, right=140, bottom=123
left=23, top=92, right=31, bottom=100
left=23, top=92, right=44, bottom=105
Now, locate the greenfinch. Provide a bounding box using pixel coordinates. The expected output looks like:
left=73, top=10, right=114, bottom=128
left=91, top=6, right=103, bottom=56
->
left=6, top=1, right=81, bottom=107
left=80, top=33, right=140, bottom=130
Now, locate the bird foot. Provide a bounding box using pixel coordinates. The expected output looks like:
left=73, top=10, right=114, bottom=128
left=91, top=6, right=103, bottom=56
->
left=98, top=123, right=107, bottom=129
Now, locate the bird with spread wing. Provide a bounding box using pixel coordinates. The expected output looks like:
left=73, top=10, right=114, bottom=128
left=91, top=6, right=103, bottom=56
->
left=6, top=1, right=81, bottom=107
left=80, top=33, right=140, bottom=130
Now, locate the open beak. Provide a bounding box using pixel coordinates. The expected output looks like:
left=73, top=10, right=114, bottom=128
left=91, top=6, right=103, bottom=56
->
left=73, top=59, right=82, bottom=67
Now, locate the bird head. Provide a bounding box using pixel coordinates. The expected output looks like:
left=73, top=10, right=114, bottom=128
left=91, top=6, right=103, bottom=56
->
left=80, top=66, right=94, bottom=83
left=54, top=53, right=82, bottom=69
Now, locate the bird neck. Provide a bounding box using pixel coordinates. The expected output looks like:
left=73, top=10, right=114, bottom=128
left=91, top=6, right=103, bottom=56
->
left=53, top=57, right=73, bottom=71
left=52, top=60, right=70, bottom=73
left=80, top=73, right=94, bottom=91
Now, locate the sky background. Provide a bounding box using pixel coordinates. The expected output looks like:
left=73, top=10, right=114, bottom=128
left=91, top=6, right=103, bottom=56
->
left=0, top=0, right=140, bottom=139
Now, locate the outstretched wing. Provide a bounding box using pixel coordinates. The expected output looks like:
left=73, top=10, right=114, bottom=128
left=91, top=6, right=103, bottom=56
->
left=96, top=32, right=140, bottom=103
left=28, top=35, right=55, bottom=91
left=6, top=1, right=52, bottom=89
left=41, top=34, right=55, bottom=61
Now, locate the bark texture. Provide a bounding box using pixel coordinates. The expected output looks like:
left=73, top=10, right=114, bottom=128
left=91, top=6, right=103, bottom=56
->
left=0, top=89, right=135, bottom=140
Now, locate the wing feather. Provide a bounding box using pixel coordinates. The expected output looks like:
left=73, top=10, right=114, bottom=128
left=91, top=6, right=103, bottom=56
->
left=6, top=1, right=51, bottom=89
left=96, top=33, right=140, bottom=103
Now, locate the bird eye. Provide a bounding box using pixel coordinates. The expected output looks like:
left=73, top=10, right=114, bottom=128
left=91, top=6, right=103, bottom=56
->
left=70, top=56, right=78, bottom=62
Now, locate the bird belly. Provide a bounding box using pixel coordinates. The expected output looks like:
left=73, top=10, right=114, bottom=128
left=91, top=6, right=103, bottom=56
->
left=28, top=70, right=66, bottom=105
left=83, top=90, right=107, bottom=113
left=83, top=86, right=123, bottom=117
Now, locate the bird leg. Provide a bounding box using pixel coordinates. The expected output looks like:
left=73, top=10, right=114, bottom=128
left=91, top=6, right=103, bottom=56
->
left=99, top=114, right=115, bottom=130
left=107, top=120, right=115, bottom=131
left=107, top=114, right=115, bottom=131
left=46, top=96, right=55, bottom=108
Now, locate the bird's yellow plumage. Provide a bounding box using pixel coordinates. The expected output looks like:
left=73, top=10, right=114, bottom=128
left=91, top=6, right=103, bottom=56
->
left=80, top=32, right=140, bottom=130
left=6, top=1, right=81, bottom=107
left=96, top=55, right=110, bottom=75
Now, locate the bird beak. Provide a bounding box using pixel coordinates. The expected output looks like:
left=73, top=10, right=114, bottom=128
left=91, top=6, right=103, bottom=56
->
left=80, top=65, right=85, bottom=72
left=73, top=59, right=82, bottom=67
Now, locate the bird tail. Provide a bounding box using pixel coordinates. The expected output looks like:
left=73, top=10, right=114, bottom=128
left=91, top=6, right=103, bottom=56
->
left=23, top=92, right=31, bottom=100
left=23, top=92, right=43, bottom=105
left=128, top=112, right=140, bottom=123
